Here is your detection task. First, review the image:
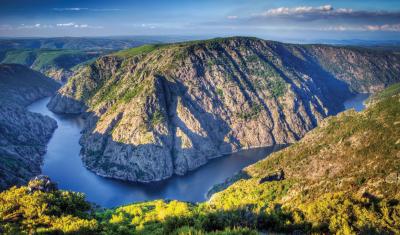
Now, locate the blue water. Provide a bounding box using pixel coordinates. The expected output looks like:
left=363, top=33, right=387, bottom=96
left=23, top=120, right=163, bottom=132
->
left=343, top=93, right=369, bottom=112
left=27, top=94, right=368, bottom=208
left=28, top=97, right=284, bottom=207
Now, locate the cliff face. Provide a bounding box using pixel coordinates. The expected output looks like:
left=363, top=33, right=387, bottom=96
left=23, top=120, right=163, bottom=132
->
left=48, top=37, right=400, bottom=182
left=0, top=64, right=59, bottom=190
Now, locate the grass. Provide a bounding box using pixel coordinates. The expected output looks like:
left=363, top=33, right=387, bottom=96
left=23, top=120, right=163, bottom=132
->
left=368, top=82, right=400, bottom=103
left=113, top=44, right=164, bottom=58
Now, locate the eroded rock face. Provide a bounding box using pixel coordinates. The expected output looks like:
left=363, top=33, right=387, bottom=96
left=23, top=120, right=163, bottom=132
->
left=0, top=64, right=59, bottom=190
left=48, top=37, right=400, bottom=182
left=44, top=68, right=74, bottom=83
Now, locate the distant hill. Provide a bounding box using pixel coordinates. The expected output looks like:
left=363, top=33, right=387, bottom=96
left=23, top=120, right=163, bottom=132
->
left=48, top=37, right=400, bottom=183
left=0, top=64, right=59, bottom=190
left=0, top=49, right=103, bottom=82
left=0, top=36, right=199, bottom=51
left=0, top=36, right=204, bottom=82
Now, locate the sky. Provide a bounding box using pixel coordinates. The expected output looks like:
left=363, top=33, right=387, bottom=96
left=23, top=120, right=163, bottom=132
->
left=1, top=0, right=400, bottom=41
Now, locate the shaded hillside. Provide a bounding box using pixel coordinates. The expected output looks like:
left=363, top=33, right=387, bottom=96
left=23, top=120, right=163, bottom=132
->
left=48, top=37, right=400, bottom=183
left=0, top=64, right=59, bottom=190
left=1, top=85, right=399, bottom=234
left=1, top=49, right=103, bottom=82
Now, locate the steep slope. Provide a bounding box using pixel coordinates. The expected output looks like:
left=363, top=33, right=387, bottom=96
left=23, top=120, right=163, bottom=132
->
left=1, top=85, right=399, bottom=234
left=48, top=37, right=400, bottom=182
left=211, top=83, right=400, bottom=204
left=0, top=64, right=59, bottom=190
left=1, top=49, right=102, bottom=82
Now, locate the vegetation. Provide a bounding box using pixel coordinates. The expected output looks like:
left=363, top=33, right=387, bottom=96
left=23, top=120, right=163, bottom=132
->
left=0, top=186, right=98, bottom=234
left=236, top=104, right=262, bottom=120
left=3, top=85, right=399, bottom=234
left=149, top=110, right=165, bottom=128
left=368, top=82, right=400, bottom=104
left=262, top=79, right=287, bottom=98
left=1, top=49, right=101, bottom=72
left=113, top=45, right=163, bottom=58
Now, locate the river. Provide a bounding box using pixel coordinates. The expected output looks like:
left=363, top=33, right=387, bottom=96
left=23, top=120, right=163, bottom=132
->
left=27, top=94, right=368, bottom=207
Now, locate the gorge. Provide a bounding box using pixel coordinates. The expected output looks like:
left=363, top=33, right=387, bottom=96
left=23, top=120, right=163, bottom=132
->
left=47, top=37, right=400, bottom=184
left=27, top=94, right=367, bottom=207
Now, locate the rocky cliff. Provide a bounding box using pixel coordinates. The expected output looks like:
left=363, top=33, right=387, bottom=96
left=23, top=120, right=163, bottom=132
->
left=48, top=37, right=400, bottom=182
left=0, top=64, right=59, bottom=190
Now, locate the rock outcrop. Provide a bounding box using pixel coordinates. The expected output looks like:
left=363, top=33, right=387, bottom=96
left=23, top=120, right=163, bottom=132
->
left=0, top=64, right=59, bottom=190
left=27, top=175, right=58, bottom=193
left=48, top=37, right=400, bottom=182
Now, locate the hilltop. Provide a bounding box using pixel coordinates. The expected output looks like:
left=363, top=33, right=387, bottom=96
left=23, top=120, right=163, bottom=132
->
left=48, top=37, right=400, bottom=182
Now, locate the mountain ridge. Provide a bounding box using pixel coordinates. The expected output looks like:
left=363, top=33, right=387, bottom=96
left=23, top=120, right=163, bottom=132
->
left=48, top=37, right=400, bottom=182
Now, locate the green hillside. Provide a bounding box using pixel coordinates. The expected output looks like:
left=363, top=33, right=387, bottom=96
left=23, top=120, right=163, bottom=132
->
left=1, top=83, right=399, bottom=234
left=1, top=49, right=102, bottom=71
left=0, top=49, right=104, bottom=82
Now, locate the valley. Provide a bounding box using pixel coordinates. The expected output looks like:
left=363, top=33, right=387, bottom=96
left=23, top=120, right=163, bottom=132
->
left=1, top=1, right=400, bottom=233
left=26, top=94, right=368, bottom=207
left=0, top=36, right=399, bottom=234
left=48, top=37, right=400, bottom=183
left=1, top=82, right=398, bottom=234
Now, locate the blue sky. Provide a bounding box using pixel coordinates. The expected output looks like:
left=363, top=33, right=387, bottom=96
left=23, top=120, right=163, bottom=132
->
left=1, top=0, right=400, bottom=41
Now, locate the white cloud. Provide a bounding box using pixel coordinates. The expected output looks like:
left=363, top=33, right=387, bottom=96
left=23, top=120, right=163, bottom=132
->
left=227, top=15, right=238, bottom=20
left=141, top=23, right=157, bottom=29
left=323, top=24, right=400, bottom=32
left=369, top=24, right=400, bottom=31
left=57, top=22, right=75, bottom=27
left=262, top=5, right=348, bottom=16
left=53, top=8, right=120, bottom=12
left=56, top=22, right=102, bottom=28
left=53, top=8, right=88, bottom=11
left=17, top=23, right=43, bottom=29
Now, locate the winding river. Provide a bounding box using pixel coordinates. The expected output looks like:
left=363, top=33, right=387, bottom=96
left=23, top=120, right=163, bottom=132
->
left=27, top=94, right=368, bottom=207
